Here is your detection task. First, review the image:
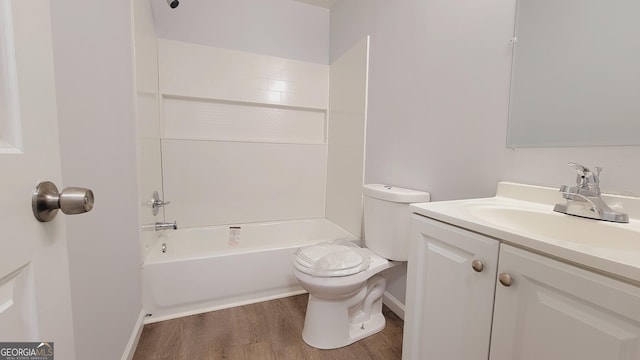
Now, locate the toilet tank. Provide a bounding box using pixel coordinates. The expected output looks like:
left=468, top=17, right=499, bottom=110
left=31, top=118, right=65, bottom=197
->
left=363, top=184, right=430, bottom=261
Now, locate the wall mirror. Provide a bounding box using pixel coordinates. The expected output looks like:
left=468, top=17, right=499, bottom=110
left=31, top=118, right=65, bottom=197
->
left=506, top=0, right=640, bottom=148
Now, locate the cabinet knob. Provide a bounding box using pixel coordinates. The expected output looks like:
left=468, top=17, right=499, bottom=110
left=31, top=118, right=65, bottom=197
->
left=471, top=259, right=484, bottom=272
left=498, top=273, right=513, bottom=287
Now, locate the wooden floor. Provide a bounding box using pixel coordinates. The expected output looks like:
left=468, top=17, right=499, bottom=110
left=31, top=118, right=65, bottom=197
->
left=133, top=294, right=403, bottom=360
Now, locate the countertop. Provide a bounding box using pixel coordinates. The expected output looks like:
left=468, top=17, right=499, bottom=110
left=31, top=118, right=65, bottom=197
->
left=410, top=182, right=640, bottom=284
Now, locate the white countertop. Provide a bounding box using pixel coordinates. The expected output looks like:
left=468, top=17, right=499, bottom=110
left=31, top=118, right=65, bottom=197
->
left=411, top=182, right=640, bottom=284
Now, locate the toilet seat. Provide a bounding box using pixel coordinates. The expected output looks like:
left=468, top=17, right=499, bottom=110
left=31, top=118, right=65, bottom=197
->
left=294, top=243, right=371, bottom=277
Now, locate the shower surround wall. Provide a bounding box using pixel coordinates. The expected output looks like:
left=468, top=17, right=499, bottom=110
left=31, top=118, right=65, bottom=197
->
left=134, top=0, right=163, bottom=259
left=142, top=37, right=373, bottom=319
left=158, top=39, right=330, bottom=229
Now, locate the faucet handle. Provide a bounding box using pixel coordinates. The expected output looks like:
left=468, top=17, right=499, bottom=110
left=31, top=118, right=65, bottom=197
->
left=568, top=162, right=590, bottom=177
left=148, top=190, right=171, bottom=216
left=594, top=166, right=602, bottom=181
left=567, top=162, right=601, bottom=193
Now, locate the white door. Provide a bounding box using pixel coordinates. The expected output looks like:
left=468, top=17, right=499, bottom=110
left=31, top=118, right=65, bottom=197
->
left=0, top=0, right=75, bottom=358
left=490, top=244, right=640, bottom=360
left=403, top=215, right=500, bottom=360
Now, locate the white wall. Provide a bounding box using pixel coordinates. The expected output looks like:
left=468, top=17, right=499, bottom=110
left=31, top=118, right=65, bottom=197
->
left=151, top=0, right=330, bottom=64
left=50, top=0, right=142, bottom=359
left=330, top=0, right=640, bottom=304
left=331, top=0, right=640, bottom=201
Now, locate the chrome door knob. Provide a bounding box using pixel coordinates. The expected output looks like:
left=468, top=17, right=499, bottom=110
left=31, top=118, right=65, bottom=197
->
left=498, top=273, right=513, bottom=287
left=471, top=259, right=484, bottom=272
left=32, top=181, right=94, bottom=222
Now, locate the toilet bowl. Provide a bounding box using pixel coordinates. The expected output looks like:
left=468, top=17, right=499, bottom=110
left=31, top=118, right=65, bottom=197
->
left=293, top=245, right=397, bottom=349
left=292, top=184, right=430, bottom=349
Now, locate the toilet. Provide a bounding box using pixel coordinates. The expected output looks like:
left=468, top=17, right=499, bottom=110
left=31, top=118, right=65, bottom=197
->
left=293, top=184, right=430, bottom=349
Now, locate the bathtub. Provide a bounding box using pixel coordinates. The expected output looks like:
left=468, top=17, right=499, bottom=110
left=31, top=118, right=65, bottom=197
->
left=141, top=218, right=357, bottom=323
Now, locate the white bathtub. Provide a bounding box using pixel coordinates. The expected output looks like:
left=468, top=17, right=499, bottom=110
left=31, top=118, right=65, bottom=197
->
left=141, top=218, right=357, bottom=323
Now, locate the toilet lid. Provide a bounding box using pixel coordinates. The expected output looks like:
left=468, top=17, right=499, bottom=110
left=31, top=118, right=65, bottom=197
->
left=294, top=244, right=370, bottom=277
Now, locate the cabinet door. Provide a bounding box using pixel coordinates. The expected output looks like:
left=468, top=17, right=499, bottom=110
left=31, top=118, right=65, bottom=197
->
left=490, top=244, right=640, bottom=360
left=403, top=215, right=500, bottom=360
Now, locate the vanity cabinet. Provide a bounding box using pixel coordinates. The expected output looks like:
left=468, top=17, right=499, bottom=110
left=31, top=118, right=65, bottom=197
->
left=404, top=214, right=640, bottom=360
left=490, top=244, right=640, bottom=360
left=403, top=214, right=500, bottom=360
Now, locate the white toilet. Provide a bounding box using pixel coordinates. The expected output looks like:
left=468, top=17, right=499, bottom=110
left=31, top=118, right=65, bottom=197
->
left=293, top=184, right=430, bottom=349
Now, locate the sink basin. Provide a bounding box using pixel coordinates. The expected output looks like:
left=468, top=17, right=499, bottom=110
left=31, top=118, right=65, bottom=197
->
left=410, top=182, right=640, bottom=283
left=465, top=204, right=640, bottom=250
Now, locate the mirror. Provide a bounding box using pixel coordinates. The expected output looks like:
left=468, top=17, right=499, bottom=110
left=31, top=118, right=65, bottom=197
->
left=507, top=0, right=640, bottom=148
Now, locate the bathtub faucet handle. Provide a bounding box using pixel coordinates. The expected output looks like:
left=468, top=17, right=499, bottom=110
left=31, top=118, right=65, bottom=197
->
left=149, top=191, right=171, bottom=216
left=154, top=199, right=171, bottom=207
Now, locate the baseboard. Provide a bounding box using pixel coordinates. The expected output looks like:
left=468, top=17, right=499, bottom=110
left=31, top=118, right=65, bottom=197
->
left=382, top=291, right=405, bottom=320
left=144, top=289, right=307, bottom=324
left=121, top=309, right=145, bottom=360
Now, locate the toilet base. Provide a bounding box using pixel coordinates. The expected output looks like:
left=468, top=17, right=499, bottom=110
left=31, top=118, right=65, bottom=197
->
left=347, top=312, right=386, bottom=343
left=301, top=275, right=387, bottom=349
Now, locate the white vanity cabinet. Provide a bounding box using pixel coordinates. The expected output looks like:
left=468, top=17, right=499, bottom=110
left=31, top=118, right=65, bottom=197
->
left=403, top=214, right=500, bottom=360
left=490, top=244, right=640, bottom=360
left=404, top=213, right=640, bottom=360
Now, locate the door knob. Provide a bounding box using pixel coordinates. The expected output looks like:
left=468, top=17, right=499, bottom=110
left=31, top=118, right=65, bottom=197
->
left=32, top=181, right=94, bottom=222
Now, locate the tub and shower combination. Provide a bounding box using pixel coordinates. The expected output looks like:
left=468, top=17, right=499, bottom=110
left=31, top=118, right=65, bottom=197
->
left=142, top=218, right=357, bottom=323
left=142, top=38, right=369, bottom=324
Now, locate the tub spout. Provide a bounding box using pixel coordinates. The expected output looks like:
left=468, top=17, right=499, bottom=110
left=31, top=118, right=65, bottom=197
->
left=155, top=221, right=177, bottom=231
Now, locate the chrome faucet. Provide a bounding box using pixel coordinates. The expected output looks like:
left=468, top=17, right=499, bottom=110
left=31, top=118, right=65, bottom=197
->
left=155, top=221, right=178, bottom=231
left=553, top=162, right=628, bottom=223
